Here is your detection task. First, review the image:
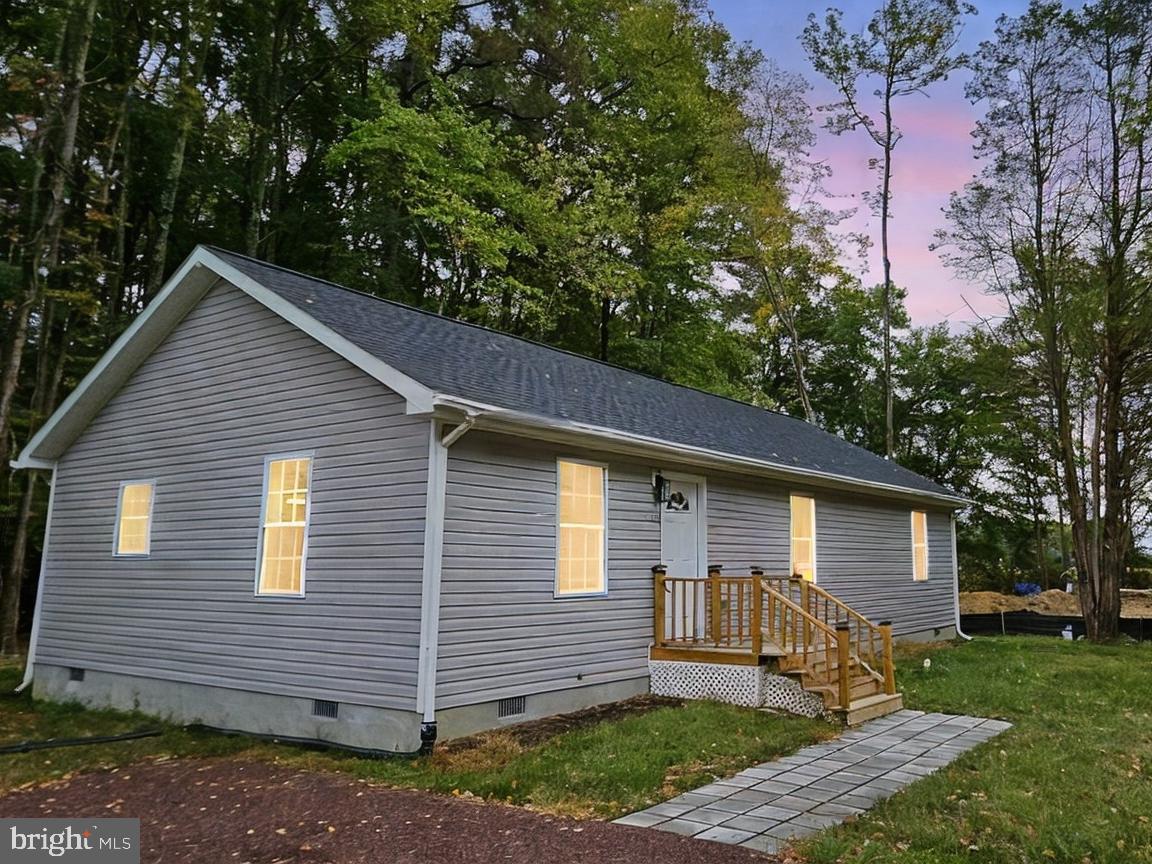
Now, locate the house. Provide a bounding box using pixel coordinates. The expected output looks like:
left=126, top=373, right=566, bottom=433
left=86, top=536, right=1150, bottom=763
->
left=12, top=246, right=967, bottom=754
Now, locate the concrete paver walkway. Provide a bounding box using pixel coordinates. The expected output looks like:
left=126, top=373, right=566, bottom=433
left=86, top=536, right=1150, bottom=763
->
left=614, top=709, right=1012, bottom=855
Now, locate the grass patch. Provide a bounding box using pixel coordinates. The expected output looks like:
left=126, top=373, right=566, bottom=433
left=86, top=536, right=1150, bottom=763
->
left=0, top=658, right=832, bottom=817
left=274, top=700, right=834, bottom=818
left=800, top=637, right=1152, bottom=864
left=16, top=637, right=1149, bottom=855
left=0, top=663, right=254, bottom=793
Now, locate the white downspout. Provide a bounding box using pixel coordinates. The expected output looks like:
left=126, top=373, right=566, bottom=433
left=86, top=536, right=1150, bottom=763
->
left=17, top=464, right=59, bottom=692
left=951, top=513, right=972, bottom=641
left=414, top=414, right=476, bottom=751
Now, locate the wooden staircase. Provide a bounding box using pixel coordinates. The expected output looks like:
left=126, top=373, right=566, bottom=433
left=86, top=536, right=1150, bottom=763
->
left=651, top=567, right=904, bottom=724
left=777, top=637, right=903, bottom=724
left=764, top=575, right=903, bottom=723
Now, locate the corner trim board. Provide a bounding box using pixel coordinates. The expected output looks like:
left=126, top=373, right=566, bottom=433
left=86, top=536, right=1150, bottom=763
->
left=17, top=465, right=57, bottom=692
left=951, top=514, right=971, bottom=640
left=415, top=416, right=475, bottom=722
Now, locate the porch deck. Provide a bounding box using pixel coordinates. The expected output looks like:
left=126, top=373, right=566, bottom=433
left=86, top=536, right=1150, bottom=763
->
left=650, top=568, right=902, bottom=721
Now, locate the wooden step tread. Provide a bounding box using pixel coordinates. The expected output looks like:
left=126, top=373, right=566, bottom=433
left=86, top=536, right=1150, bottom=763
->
left=838, top=692, right=904, bottom=725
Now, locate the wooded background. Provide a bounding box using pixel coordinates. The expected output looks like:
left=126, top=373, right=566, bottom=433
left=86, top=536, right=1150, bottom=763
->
left=2, top=0, right=1150, bottom=646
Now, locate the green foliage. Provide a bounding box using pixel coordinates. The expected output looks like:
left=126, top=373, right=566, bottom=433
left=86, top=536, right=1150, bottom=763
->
left=298, top=700, right=832, bottom=818
left=803, top=637, right=1152, bottom=863
left=0, top=659, right=832, bottom=819
left=1, top=0, right=1125, bottom=634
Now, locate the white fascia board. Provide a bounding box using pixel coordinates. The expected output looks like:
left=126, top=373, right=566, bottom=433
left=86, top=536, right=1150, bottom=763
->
left=203, top=251, right=436, bottom=415
left=13, top=249, right=221, bottom=468
left=13, top=246, right=439, bottom=468
left=432, top=396, right=970, bottom=509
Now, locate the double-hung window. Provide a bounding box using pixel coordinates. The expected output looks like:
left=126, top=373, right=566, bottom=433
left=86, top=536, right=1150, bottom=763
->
left=556, top=459, right=607, bottom=596
left=912, top=511, right=929, bottom=581
left=790, top=494, right=816, bottom=582
left=257, top=455, right=313, bottom=596
left=114, top=481, right=155, bottom=556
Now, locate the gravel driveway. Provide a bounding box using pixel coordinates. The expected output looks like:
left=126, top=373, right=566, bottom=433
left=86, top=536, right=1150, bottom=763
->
left=0, top=758, right=776, bottom=863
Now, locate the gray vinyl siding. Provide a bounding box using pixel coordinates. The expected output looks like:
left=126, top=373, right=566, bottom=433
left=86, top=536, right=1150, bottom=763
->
left=815, top=498, right=955, bottom=637
left=707, top=478, right=789, bottom=574
left=38, top=281, right=429, bottom=710
left=437, top=432, right=956, bottom=709
left=707, top=477, right=955, bottom=636
left=436, top=433, right=658, bottom=708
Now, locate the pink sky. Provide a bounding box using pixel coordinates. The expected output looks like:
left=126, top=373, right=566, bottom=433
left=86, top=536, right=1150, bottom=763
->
left=710, top=0, right=1020, bottom=330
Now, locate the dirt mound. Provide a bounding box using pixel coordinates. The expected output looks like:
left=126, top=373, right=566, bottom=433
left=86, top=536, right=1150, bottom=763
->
left=961, top=589, right=1152, bottom=618
left=961, top=590, right=1080, bottom=616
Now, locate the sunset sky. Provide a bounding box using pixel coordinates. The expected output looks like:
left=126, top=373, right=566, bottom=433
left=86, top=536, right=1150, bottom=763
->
left=710, top=1, right=1025, bottom=329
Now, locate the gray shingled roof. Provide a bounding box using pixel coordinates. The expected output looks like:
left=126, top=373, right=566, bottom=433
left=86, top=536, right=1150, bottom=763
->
left=213, top=248, right=958, bottom=501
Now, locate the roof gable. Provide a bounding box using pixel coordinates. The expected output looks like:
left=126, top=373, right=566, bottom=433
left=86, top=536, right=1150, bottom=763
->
left=16, top=246, right=963, bottom=506
left=212, top=249, right=960, bottom=504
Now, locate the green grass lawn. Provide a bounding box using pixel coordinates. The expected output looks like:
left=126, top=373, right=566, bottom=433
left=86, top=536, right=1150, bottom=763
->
left=284, top=700, right=833, bottom=818
left=801, top=637, right=1152, bottom=864
left=5, top=638, right=1152, bottom=860
left=0, top=659, right=831, bottom=818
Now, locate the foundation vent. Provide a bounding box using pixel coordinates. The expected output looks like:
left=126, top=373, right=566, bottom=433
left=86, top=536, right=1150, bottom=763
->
left=68, top=667, right=85, bottom=682
left=311, top=698, right=339, bottom=719
left=497, top=696, right=526, bottom=719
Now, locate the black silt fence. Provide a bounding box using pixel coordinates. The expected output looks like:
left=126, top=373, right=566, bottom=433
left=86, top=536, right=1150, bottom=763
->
left=961, top=611, right=1152, bottom=641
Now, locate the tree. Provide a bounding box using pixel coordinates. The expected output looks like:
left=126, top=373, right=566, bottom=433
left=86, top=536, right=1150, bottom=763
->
left=802, top=0, right=974, bottom=458
left=942, top=0, right=1152, bottom=640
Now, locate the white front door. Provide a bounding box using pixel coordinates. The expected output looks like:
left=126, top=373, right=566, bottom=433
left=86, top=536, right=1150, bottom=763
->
left=660, top=476, right=704, bottom=640
left=661, top=478, right=700, bottom=578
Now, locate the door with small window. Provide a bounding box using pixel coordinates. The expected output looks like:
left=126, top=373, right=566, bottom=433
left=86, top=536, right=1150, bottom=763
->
left=660, top=476, right=703, bottom=640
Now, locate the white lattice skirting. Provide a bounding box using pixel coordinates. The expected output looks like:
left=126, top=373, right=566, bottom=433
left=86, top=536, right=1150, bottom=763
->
left=649, top=659, right=828, bottom=719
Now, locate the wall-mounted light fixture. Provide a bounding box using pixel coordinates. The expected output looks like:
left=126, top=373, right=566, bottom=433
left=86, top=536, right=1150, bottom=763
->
left=652, top=471, right=670, bottom=505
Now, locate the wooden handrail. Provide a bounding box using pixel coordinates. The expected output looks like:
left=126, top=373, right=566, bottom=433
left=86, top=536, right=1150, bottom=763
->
left=651, top=568, right=897, bottom=710
left=880, top=621, right=896, bottom=695
left=653, top=565, right=667, bottom=646
left=836, top=621, right=852, bottom=708
left=759, top=582, right=838, bottom=639
left=805, top=581, right=873, bottom=632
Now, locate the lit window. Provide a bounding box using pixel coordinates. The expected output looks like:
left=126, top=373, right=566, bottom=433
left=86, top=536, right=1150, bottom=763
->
left=912, top=511, right=929, bottom=581
left=115, top=482, right=154, bottom=556
left=790, top=494, right=816, bottom=582
left=556, top=460, right=606, bottom=596
left=257, top=456, right=312, bottom=596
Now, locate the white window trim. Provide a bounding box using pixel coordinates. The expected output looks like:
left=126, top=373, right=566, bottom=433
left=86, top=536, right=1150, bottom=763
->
left=789, top=493, right=817, bottom=583
left=112, top=479, right=156, bottom=558
left=554, top=457, right=610, bottom=600
left=254, top=451, right=315, bottom=599
left=912, top=510, right=929, bottom=582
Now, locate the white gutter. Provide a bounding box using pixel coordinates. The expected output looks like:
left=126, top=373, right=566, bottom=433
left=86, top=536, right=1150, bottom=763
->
left=414, top=414, right=477, bottom=744
left=951, top=513, right=972, bottom=641
left=432, top=396, right=969, bottom=509
left=17, top=464, right=58, bottom=692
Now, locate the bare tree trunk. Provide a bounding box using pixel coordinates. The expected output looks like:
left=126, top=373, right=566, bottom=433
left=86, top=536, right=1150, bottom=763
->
left=0, top=475, right=39, bottom=655
left=244, top=1, right=290, bottom=256
left=599, top=295, right=611, bottom=362
left=0, top=306, right=70, bottom=654
left=757, top=264, right=815, bottom=423
left=881, top=94, right=895, bottom=458
left=145, top=2, right=215, bottom=299
left=0, top=0, right=98, bottom=471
